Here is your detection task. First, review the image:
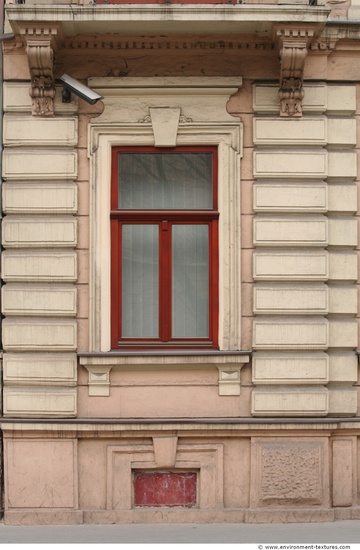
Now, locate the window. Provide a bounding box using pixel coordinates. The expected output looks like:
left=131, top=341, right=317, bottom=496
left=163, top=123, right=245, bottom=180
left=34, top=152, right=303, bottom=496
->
left=111, top=146, right=219, bottom=349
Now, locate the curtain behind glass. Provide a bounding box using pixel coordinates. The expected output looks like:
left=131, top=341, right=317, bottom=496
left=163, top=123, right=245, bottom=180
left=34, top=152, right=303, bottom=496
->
left=118, top=153, right=212, bottom=209
left=122, top=225, right=159, bottom=338
left=172, top=225, right=209, bottom=338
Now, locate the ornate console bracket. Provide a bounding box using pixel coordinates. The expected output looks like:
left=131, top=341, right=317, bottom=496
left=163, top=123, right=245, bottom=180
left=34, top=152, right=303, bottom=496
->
left=18, top=24, right=63, bottom=116
left=274, top=25, right=317, bottom=118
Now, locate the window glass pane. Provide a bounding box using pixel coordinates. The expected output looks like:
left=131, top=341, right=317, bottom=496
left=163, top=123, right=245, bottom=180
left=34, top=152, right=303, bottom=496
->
left=122, top=225, right=159, bottom=337
left=172, top=225, right=208, bottom=338
left=118, top=153, right=212, bottom=209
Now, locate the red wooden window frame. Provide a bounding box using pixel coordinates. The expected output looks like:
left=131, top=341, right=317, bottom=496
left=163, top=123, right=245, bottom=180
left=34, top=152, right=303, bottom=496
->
left=111, top=146, right=219, bottom=350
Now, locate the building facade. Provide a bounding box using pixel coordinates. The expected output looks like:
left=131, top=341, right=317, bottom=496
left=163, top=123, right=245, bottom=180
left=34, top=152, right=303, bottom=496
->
left=1, top=0, right=360, bottom=524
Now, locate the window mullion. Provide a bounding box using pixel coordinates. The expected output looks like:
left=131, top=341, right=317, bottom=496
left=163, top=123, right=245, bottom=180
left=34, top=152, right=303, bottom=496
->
left=159, top=220, right=172, bottom=342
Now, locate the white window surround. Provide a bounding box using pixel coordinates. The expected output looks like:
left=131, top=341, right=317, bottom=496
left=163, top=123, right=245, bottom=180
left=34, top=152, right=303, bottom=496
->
left=85, top=77, right=248, bottom=394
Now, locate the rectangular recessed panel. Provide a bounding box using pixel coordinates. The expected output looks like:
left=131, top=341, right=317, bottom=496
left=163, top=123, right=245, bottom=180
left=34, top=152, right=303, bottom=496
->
left=133, top=472, right=197, bottom=507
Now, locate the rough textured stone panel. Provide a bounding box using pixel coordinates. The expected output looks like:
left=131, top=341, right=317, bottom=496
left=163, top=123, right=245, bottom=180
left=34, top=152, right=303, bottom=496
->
left=251, top=439, right=327, bottom=506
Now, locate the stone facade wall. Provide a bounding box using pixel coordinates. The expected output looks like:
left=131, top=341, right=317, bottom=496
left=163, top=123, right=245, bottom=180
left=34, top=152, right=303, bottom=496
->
left=2, top=84, right=79, bottom=417
left=1, top=0, right=360, bottom=524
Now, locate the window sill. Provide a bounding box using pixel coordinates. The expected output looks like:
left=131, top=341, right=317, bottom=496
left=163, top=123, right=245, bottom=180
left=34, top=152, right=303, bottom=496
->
left=78, top=351, right=251, bottom=397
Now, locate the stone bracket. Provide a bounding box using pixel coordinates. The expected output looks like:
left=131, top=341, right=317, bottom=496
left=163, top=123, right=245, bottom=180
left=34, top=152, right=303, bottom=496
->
left=274, top=25, right=317, bottom=118
left=18, top=23, right=64, bottom=117
left=217, top=364, right=246, bottom=396
left=85, top=366, right=112, bottom=397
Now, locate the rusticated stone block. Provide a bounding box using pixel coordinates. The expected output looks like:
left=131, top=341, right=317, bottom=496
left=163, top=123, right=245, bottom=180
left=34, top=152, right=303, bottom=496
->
left=253, top=183, right=327, bottom=213
left=253, top=117, right=327, bottom=146
left=3, top=387, right=77, bottom=417
left=1, top=251, right=78, bottom=282
left=253, top=284, right=328, bottom=315
left=253, top=216, right=328, bottom=247
left=328, top=387, right=358, bottom=416
left=2, top=218, right=77, bottom=248
left=2, top=183, right=78, bottom=214
left=253, top=150, right=327, bottom=179
left=250, top=438, right=329, bottom=507
left=253, top=250, right=329, bottom=281
left=3, top=116, right=78, bottom=147
left=3, top=82, right=78, bottom=114
left=2, top=318, right=77, bottom=351
left=3, top=150, right=77, bottom=180
left=252, top=352, right=329, bottom=385
left=251, top=387, right=329, bottom=416
left=3, top=353, right=77, bottom=386
left=2, top=285, right=77, bottom=317
left=253, top=317, right=329, bottom=350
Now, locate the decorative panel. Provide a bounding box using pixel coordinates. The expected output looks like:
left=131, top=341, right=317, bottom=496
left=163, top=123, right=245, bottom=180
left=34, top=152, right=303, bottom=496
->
left=250, top=438, right=328, bottom=505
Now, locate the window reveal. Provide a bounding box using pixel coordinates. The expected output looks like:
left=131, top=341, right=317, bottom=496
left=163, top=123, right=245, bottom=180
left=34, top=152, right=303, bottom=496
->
left=111, top=147, right=219, bottom=349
